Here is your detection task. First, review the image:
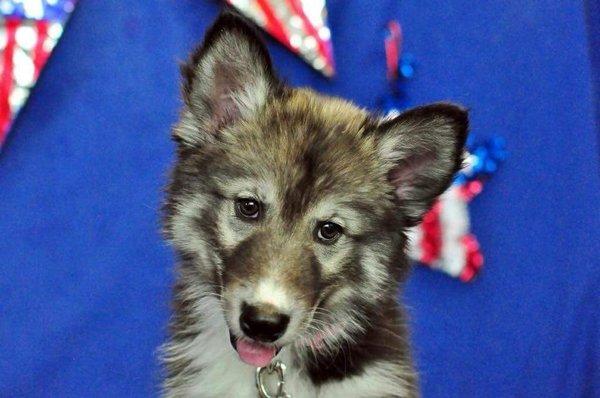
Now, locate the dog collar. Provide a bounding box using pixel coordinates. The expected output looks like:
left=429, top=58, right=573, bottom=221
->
left=255, top=360, right=291, bottom=398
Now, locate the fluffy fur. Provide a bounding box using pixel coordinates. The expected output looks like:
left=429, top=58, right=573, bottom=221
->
left=161, top=11, right=468, bottom=398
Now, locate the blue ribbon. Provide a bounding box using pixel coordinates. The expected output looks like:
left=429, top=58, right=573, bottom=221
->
left=455, top=136, right=507, bottom=184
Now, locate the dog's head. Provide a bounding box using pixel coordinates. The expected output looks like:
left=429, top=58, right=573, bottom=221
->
left=164, top=12, right=467, bottom=367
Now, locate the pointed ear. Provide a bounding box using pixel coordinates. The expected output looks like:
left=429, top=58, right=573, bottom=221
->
left=174, top=11, right=280, bottom=147
left=377, top=103, right=469, bottom=226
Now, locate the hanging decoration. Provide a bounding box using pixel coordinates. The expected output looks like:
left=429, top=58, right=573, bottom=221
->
left=225, top=0, right=335, bottom=77
left=406, top=136, right=506, bottom=281
left=381, top=20, right=507, bottom=282
left=0, top=0, right=77, bottom=148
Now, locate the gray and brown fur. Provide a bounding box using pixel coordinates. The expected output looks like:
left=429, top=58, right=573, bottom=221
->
left=161, top=11, right=468, bottom=398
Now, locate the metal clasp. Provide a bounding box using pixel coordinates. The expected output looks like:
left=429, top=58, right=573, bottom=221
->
left=255, top=360, right=291, bottom=398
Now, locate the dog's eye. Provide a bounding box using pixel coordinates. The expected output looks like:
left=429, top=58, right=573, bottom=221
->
left=235, top=198, right=262, bottom=220
left=315, top=221, right=343, bottom=244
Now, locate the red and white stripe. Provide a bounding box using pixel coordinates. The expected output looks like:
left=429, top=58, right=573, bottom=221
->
left=226, top=0, right=335, bottom=77
left=407, top=181, right=484, bottom=282
left=1, top=18, right=54, bottom=146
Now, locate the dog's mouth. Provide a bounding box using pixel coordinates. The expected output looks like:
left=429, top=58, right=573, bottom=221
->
left=229, top=332, right=279, bottom=367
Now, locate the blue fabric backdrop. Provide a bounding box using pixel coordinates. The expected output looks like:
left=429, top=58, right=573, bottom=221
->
left=1, top=1, right=598, bottom=396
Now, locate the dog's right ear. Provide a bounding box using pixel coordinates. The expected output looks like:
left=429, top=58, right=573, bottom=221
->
left=174, top=11, right=279, bottom=147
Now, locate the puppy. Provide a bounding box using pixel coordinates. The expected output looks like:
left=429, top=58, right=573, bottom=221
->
left=162, top=11, right=468, bottom=398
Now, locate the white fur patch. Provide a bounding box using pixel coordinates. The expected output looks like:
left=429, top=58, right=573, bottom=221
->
left=163, top=295, right=256, bottom=397
left=169, top=193, right=222, bottom=272
left=360, top=246, right=392, bottom=299
left=254, top=277, right=293, bottom=311
left=231, top=79, right=269, bottom=120
left=406, top=226, right=423, bottom=261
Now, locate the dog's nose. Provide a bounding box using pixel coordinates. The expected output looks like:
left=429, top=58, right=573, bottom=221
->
left=239, top=302, right=289, bottom=343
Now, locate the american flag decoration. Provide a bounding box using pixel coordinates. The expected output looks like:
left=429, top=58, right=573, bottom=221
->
left=225, top=0, right=335, bottom=77
left=407, top=182, right=483, bottom=282
left=0, top=0, right=76, bottom=148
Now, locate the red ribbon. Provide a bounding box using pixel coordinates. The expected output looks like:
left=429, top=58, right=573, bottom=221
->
left=420, top=201, right=442, bottom=264
left=0, top=18, right=18, bottom=144
left=384, top=20, right=402, bottom=81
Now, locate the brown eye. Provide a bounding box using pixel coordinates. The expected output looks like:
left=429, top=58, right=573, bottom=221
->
left=316, top=221, right=343, bottom=244
left=235, top=198, right=261, bottom=220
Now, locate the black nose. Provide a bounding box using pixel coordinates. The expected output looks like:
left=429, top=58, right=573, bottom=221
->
left=239, top=302, right=289, bottom=343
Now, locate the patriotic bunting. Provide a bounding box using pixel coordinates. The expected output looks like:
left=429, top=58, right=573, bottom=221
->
left=0, top=0, right=76, bottom=148
left=225, top=0, right=335, bottom=77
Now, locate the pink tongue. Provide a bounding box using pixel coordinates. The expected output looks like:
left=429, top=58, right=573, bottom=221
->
left=235, top=339, right=276, bottom=367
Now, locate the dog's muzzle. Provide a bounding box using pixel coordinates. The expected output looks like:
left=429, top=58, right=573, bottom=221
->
left=229, top=302, right=288, bottom=367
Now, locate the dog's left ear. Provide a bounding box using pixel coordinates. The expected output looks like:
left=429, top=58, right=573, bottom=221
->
left=175, top=11, right=279, bottom=147
left=377, top=103, right=469, bottom=226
